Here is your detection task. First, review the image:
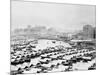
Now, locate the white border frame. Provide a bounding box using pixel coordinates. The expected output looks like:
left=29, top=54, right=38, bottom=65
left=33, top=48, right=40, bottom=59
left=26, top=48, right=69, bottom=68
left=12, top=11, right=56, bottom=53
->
left=0, top=0, right=98, bottom=75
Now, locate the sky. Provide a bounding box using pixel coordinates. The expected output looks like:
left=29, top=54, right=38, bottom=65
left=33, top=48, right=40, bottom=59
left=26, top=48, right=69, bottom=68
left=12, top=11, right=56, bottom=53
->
left=11, top=0, right=96, bottom=32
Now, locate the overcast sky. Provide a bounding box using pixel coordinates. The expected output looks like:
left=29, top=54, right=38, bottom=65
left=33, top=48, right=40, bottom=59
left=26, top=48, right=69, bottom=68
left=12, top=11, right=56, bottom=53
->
left=11, top=0, right=96, bottom=32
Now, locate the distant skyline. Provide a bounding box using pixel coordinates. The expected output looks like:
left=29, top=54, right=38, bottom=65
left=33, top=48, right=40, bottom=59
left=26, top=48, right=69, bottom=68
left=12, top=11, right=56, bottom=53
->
left=11, top=0, right=96, bottom=32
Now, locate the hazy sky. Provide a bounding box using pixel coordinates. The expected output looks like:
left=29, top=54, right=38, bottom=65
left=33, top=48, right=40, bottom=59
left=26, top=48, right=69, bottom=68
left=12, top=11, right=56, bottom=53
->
left=11, top=0, right=96, bottom=32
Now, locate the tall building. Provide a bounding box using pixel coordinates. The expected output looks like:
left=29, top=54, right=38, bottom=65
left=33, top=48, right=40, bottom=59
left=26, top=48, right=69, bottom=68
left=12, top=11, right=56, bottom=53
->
left=83, top=25, right=95, bottom=39
left=72, top=25, right=96, bottom=40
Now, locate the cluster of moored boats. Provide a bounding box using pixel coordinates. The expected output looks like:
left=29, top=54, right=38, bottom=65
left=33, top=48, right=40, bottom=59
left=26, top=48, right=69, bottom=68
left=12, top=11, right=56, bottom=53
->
left=11, top=39, right=96, bottom=75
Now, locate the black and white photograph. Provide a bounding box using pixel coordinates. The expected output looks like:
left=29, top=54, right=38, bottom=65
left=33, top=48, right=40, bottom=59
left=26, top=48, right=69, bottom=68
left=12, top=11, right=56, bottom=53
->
left=11, top=0, right=96, bottom=75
